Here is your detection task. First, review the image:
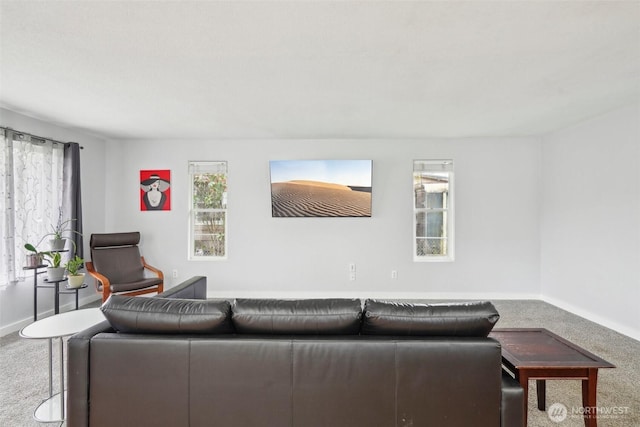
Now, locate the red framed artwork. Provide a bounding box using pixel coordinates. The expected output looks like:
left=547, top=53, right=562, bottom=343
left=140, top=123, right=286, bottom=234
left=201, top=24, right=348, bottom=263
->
left=140, top=170, right=171, bottom=211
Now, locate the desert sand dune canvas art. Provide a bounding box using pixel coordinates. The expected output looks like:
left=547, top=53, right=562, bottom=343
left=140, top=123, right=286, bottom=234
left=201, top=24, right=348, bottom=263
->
left=270, top=160, right=372, bottom=217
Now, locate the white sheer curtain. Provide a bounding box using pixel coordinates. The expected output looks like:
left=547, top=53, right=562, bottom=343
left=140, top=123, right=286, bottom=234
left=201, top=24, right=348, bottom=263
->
left=0, top=129, right=64, bottom=287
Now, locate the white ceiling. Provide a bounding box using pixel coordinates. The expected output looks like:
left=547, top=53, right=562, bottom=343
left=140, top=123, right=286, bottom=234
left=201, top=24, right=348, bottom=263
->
left=1, top=1, right=639, bottom=140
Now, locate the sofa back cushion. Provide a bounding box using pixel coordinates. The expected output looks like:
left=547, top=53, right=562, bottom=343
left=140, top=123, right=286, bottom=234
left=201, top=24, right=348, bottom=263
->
left=362, top=299, right=499, bottom=337
left=232, top=298, right=362, bottom=334
left=101, top=295, right=234, bottom=334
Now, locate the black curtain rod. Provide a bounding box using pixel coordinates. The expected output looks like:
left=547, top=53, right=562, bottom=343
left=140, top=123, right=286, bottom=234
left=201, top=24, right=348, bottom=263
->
left=1, top=126, right=84, bottom=149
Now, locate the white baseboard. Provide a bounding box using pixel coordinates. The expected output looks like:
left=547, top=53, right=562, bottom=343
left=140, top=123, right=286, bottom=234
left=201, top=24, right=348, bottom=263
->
left=541, top=295, right=640, bottom=342
left=0, top=294, right=101, bottom=337
left=206, top=290, right=542, bottom=301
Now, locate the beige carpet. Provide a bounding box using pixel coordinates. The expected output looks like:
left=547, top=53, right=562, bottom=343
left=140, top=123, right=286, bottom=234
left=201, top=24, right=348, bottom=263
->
left=0, top=299, right=638, bottom=427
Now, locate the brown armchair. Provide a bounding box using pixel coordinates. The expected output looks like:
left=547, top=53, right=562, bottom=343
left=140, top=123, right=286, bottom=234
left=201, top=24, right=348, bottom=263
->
left=86, top=232, right=164, bottom=302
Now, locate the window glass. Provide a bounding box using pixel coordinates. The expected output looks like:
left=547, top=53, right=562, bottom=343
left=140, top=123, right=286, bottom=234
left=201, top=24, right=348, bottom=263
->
left=413, top=160, right=454, bottom=261
left=189, top=161, right=227, bottom=259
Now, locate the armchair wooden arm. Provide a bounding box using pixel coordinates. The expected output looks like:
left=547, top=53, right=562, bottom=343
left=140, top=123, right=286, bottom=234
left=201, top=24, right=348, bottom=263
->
left=85, top=260, right=113, bottom=302
left=142, top=256, right=164, bottom=283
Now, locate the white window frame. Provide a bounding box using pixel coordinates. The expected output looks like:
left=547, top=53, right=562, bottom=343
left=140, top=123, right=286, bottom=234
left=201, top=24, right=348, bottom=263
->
left=188, top=161, right=228, bottom=261
left=413, top=160, right=454, bottom=262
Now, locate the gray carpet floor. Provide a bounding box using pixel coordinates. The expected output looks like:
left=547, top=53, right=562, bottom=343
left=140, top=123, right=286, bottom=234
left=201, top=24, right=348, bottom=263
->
left=1, top=299, right=638, bottom=427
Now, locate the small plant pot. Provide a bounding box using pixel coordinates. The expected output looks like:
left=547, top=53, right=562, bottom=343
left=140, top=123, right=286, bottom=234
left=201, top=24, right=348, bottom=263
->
left=25, top=253, right=44, bottom=268
left=49, top=238, right=66, bottom=251
left=47, top=267, right=65, bottom=282
left=67, top=273, right=85, bottom=288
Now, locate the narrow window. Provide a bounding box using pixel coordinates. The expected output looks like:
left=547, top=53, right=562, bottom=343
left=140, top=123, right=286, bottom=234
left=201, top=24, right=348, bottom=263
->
left=188, top=161, right=227, bottom=260
left=413, top=160, right=454, bottom=261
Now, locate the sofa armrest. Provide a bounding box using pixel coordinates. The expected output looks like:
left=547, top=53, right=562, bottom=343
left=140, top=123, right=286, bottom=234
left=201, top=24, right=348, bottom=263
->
left=157, top=275, right=207, bottom=300
left=501, top=370, right=525, bottom=427
left=67, top=320, right=114, bottom=427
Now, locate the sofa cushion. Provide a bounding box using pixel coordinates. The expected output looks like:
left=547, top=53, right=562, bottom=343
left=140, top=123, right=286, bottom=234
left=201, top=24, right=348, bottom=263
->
left=101, top=295, right=234, bottom=334
left=232, top=298, right=362, bottom=334
left=362, top=299, right=499, bottom=337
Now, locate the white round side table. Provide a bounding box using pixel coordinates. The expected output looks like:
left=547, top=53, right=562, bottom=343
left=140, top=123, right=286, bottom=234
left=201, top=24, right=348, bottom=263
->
left=20, top=308, right=106, bottom=423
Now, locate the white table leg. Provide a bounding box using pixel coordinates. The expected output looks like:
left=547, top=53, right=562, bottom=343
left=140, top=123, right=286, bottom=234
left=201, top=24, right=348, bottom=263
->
left=47, top=338, right=53, bottom=398
left=20, top=308, right=106, bottom=423
left=59, top=336, right=65, bottom=420
left=34, top=337, right=65, bottom=423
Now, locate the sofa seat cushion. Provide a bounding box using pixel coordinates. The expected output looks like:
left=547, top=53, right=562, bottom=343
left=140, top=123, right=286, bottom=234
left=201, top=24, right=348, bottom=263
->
left=232, top=298, right=362, bottom=334
left=101, top=295, right=234, bottom=334
left=362, top=299, right=500, bottom=337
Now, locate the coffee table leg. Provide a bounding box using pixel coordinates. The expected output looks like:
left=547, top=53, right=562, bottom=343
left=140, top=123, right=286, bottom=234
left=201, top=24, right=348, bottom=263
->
left=536, top=380, right=546, bottom=410
left=516, top=370, right=530, bottom=427
left=582, top=369, right=598, bottom=427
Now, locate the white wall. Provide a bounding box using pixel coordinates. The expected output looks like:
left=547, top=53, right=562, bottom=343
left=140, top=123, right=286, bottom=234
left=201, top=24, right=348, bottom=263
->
left=0, top=109, right=107, bottom=335
left=104, top=137, right=541, bottom=300
left=540, top=104, right=640, bottom=340
left=5, top=104, right=637, bottom=340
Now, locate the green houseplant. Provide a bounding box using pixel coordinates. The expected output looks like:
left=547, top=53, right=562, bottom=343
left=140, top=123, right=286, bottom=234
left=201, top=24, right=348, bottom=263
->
left=24, top=244, right=64, bottom=280
left=24, top=211, right=83, bottom=270
left=65, top=255, right=85, bottom=288
left=24, top=220, right=82, bottom=254
left=24, top=243, right=45, bottom=268
left=40, top=250, right=65, bottom=281
left=24, top=245, right=64, bottom=281
left=47, top=210, right=82, bottom=250
left=49, top=219, right=73, bottom=250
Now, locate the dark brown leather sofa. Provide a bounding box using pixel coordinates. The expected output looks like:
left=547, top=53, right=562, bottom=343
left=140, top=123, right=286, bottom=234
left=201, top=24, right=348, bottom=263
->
left=68, top=276, right=524, bottom=427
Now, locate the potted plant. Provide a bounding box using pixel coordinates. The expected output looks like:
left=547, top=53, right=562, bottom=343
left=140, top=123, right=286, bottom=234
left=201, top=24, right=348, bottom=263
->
left=24, top=243, right=45, bottom=268
left=24, top=215, right=82, bottom=254
left=65, top=255, right=85, bottom=288
left=43, top=251, right=65, bottom=281
left=48, top=209, right=82, bottom=251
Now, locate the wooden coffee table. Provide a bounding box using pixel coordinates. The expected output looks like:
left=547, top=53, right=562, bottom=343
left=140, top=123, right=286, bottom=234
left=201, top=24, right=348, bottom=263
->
left=490, top=328, right=614, bottom=427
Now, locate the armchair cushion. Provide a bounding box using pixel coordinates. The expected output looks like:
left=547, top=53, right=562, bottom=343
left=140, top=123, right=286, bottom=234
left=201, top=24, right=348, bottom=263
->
left=110, top=277, right=163, bottom=293
left=91, top=246, right=145, bottom=284
left=232, top=298, right=362, bottom=334
left=101, top=295, right=234, bottom=334
left=362, top=299, right=500, bottom=337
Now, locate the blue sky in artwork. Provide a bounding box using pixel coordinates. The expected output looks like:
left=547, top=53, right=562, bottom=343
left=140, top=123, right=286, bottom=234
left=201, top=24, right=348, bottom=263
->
left=270, top=160, right=372, bottom=187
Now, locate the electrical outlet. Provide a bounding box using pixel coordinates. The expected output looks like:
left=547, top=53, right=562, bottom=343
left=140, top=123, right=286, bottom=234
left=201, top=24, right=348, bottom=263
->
left=349, top=272, right=356, bottom=281
left=391, top=270, right=398, bottom=279
left=172, top=269, right=178, bottom=279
